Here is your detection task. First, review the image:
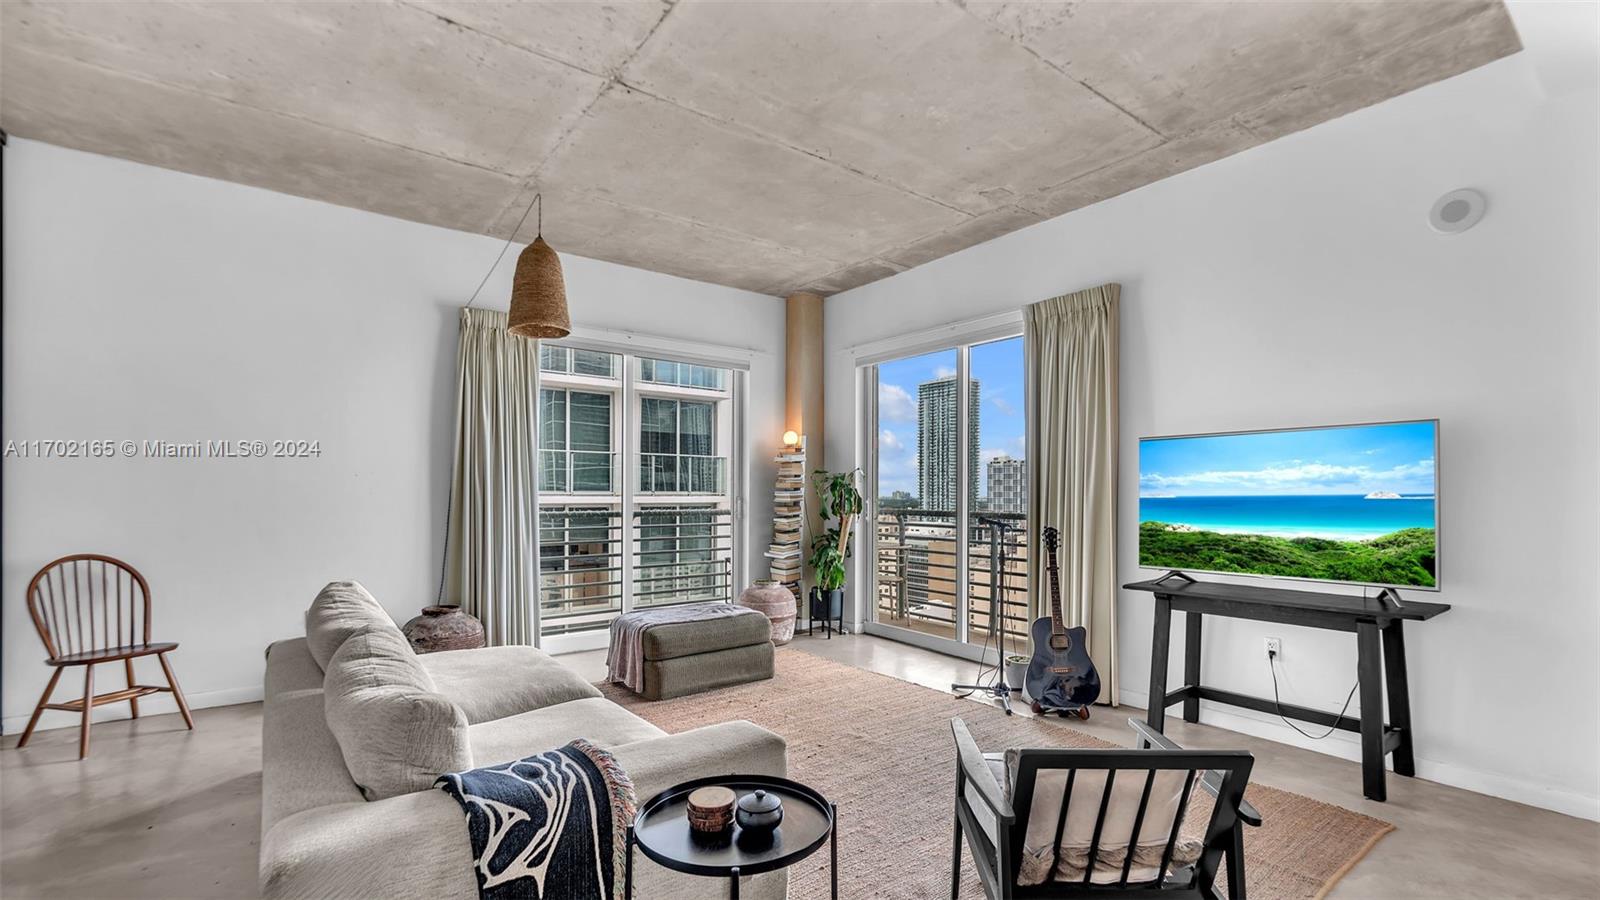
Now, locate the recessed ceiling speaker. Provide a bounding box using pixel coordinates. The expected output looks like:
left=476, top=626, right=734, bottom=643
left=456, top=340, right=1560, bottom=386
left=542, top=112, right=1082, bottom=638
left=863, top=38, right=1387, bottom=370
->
left=1429, top=188, right=1486, bottom=234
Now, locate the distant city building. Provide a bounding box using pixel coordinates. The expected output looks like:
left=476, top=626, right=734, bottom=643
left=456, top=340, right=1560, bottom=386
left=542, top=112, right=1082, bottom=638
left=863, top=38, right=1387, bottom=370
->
left=879, top=490, right=922, bottom=510
left=917, top=376, right=980, bottom=512
left=986, top=454, right=1027, bottom=514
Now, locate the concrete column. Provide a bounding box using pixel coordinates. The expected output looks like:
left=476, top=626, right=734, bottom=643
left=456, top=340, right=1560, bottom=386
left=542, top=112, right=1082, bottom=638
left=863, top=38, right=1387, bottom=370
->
left=785, top=292, right=825, bottom=598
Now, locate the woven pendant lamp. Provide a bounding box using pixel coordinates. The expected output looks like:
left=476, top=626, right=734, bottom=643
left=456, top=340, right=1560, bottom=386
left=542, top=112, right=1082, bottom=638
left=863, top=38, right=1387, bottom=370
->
left=506, top=194, right=571, bottom=339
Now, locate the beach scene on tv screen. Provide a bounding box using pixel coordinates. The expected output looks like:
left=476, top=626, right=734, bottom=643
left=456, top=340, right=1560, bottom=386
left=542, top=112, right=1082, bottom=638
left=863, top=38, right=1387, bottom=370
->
left=1139, top=421, right=1437, bottom=588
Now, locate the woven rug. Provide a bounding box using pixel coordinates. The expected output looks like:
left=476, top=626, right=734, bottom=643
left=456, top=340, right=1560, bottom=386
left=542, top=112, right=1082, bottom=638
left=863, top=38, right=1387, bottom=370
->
left=599, top=649, right=1393, bottom=899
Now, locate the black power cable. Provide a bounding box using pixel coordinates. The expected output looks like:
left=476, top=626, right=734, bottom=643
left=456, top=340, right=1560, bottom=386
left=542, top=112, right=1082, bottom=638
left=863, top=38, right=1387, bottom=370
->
left=1267, top=648, right=1360, bottom=741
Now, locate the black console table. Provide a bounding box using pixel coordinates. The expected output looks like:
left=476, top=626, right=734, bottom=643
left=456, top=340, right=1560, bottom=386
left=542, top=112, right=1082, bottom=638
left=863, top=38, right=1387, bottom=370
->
left=1125, top=575, right=1450, bottom=801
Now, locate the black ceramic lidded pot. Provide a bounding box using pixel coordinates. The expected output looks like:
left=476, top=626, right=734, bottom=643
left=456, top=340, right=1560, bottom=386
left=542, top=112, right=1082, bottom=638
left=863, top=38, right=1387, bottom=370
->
left=735, top=789, right=784, bottom=833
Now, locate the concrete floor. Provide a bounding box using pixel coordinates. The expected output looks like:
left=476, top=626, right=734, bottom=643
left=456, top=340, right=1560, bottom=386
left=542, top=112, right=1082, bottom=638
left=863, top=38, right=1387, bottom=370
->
left=2, top=633, right=1595, bottom=899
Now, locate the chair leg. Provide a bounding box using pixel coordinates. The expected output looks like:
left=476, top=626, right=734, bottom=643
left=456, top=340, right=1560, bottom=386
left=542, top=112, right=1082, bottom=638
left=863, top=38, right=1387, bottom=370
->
left=158, top=652, right=195, bottom=730
left=16, top=668, right=64, bottom=748
left=125, top=659, right=140, bottom=719
left=79, top=664, right=95, bottom=760
left=950, top=814, right=962, bottom=900
left=1228, top=824, right=1248, bottom=900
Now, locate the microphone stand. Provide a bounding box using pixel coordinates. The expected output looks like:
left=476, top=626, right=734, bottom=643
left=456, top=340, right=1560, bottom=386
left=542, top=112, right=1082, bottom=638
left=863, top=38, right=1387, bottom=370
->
left=952, top=516, right=1019, bottom=715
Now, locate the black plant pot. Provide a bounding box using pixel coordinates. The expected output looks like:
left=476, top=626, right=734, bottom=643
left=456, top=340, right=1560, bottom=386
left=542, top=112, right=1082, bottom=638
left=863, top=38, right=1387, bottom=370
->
left=810, top=587, right=844, bottom=619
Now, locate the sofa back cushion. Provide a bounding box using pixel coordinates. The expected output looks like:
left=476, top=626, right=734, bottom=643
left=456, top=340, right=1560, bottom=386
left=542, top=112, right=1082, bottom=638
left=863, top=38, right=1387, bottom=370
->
left=323, top=627, right=471, bottom=800
left=306, top=581, right=395, bottom=671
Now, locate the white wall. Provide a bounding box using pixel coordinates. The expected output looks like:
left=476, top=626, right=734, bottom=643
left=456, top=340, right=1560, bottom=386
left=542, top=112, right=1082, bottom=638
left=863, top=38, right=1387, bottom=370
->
left=1, top=139, right=784, bottom=733
left=823, top=2, right=1598, bottom=820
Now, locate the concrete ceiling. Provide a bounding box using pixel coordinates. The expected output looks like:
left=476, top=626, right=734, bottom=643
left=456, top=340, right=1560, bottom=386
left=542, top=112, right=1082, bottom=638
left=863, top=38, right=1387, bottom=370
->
left=1, top=1, right=1520, bottom=297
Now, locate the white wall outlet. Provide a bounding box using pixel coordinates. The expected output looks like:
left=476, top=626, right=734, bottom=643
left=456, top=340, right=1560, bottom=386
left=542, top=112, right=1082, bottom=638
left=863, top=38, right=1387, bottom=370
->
left=1265, top=637, right=1282, bottom=659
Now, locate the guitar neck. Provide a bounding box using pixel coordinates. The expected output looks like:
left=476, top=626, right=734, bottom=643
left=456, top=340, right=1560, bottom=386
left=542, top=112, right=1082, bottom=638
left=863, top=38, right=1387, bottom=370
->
left=1047, top=547, right=1064, bottom=630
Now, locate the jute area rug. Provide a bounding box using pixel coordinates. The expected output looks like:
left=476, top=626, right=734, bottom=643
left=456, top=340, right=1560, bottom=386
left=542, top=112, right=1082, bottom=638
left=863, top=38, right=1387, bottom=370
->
left=600, top=650, right=1392, bottom=899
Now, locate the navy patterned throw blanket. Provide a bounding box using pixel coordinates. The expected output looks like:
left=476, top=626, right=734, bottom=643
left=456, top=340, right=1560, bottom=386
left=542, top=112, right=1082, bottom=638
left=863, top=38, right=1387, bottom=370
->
left=436, top=739, right=637, bottom=900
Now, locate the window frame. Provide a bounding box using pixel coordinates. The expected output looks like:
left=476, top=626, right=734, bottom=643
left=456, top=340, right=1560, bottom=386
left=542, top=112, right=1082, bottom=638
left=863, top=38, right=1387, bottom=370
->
left=533, top=331, right=750, bottom=653
left=849, top=310, right=1027, bottom=662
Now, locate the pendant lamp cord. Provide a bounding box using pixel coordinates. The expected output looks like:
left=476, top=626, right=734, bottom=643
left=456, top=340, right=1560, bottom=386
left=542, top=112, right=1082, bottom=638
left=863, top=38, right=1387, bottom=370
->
left=439, top=191, right=544, bottom=607
left=463, top=192, right=541, bottom=309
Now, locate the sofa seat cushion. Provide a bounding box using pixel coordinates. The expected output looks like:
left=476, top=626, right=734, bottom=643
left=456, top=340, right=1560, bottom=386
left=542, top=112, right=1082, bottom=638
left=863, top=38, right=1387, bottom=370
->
left=417, top=645, right=602, bottom=724
left=324, top=627, right=471, bottom=800
left=306, top=581, right=398, bottom=671
left=641, top=610, right=773, bottom=661
left=467, top=697, right=665, bottom=767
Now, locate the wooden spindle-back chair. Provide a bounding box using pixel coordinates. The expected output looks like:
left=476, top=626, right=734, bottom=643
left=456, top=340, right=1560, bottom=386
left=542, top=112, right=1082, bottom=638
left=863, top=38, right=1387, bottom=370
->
left=952, top=717, right=1261, bottom=900
left=18, top=554, right=193, bottom=758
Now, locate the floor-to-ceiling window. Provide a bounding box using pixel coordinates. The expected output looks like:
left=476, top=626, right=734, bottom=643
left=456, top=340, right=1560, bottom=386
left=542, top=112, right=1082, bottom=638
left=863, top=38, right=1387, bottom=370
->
left=866, top=333, right=1029, bottom=658
left=537, top=345, right=739, bottom=650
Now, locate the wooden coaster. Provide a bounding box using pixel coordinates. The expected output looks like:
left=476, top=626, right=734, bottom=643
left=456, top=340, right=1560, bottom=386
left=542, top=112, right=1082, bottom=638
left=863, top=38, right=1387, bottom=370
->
left=687, top=786, right=736, bottom=832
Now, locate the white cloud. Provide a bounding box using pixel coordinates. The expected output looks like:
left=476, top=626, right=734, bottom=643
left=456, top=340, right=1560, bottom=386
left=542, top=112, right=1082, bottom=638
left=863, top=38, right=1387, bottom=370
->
left=877, top=446, right=919, bottom=494
left=934, top=365, right=956, bottom=379
left=1140, top=459, right=1435, bottom=496
left=880, top=429, right=903, bottom=452
left=988, top=394, right=1017, bottom=417
left=879, top=383, right=915, bottom=423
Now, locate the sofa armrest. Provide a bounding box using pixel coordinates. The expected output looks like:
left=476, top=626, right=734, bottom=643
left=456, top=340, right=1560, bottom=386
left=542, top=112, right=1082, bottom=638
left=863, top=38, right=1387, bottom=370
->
left=261, top=721, right=789, bottom=900
left=607, top=719, right=787, bottom=801
left=260, top=790, right=476, bottom=900
left=607, top=720, right=789, bottom=900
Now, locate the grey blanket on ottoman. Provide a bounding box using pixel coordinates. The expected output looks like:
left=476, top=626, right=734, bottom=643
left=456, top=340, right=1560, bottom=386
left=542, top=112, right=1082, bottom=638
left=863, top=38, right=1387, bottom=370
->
left=605, top=603, right=764, bottom=693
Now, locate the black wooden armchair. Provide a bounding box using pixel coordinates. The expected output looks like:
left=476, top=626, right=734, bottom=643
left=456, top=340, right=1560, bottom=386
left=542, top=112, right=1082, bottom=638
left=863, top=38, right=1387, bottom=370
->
left=951, top=717, right=1262, bottom=900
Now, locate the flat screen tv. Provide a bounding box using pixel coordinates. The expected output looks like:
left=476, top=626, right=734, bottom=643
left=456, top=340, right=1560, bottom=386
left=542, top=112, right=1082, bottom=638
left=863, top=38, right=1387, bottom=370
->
left=1138, top=420, right=1439, bottom=590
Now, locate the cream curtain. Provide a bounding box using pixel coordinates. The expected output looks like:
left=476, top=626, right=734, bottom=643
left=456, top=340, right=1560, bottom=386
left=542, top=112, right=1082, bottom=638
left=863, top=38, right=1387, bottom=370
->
left=444, top=307, right=540, bottom=646
left=1025, top=284, right=1120, bottom=704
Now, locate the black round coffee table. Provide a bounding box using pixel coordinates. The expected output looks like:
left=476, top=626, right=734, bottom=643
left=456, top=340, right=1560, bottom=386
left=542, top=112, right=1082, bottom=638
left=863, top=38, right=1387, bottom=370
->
left=626, top=774, right=837, bottom=899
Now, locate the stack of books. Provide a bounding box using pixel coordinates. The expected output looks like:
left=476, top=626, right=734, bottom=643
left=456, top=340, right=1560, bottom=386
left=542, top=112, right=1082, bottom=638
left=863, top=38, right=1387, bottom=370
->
left=765, top=445, right=807, bottom=606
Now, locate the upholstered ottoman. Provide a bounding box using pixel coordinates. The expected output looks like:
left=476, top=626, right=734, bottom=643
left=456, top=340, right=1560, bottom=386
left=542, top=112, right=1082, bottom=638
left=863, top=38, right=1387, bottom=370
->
left=612, top=605, right=775, bottom=701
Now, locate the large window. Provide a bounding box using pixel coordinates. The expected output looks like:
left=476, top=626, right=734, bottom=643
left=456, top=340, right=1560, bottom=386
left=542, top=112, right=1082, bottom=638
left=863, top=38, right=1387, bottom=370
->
left=536, top=346, right=739, bottom=649
left=867, top=334, right=1029, bottom=655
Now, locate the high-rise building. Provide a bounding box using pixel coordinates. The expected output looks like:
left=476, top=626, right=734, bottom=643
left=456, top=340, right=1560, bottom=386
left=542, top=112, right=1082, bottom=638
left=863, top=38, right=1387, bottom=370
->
left=917, top=376, right=980, bottom=512
left=986, top=454, right=1027, bottom=514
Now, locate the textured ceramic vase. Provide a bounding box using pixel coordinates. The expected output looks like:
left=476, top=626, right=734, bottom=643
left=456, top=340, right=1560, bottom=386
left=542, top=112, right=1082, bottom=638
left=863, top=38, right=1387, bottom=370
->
left=737, top=580, right=797, bottom=645
left=402, top=605, right=486, bottom=653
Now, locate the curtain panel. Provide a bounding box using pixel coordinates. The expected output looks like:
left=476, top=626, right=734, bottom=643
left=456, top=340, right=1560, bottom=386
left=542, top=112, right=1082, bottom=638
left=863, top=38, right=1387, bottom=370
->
left=1024, top=284, right=1120, bottom=703
left=445, top=307, right=540, bottom=646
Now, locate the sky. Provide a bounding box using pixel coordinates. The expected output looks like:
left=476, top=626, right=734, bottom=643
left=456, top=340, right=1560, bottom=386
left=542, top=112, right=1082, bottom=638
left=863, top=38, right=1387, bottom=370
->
left=876, top=336, right=1025, bottom=499
left=1139, top=420, right=1438, bottom=498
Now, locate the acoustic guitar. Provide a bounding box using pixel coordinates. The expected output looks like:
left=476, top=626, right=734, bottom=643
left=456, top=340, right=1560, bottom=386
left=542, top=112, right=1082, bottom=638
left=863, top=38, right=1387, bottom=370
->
left=1024, top=525, right=1103, bottom=719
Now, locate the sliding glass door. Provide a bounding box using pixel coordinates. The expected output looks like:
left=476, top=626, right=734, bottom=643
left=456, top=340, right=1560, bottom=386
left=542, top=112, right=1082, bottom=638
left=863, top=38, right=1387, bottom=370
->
left=537, top=345, right=739, bottom=651
left=966, top=336, right=1029, bottom=656
left=867, top=334, right=1029, bottom=658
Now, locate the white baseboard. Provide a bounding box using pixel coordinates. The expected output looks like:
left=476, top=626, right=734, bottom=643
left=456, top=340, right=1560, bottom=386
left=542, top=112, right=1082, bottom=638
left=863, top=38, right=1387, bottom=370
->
left=1119, top=687, right=1600, bottom=822
left=2, top=684, right=263, bottom=736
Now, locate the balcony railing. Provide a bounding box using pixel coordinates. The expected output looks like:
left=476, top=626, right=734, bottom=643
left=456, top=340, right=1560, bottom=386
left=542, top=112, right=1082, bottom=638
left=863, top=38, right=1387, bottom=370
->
left=874, top=509, right=1030, bottom=646
left=537, top=505, right=734, bottom=638
left=539, top=507, right=624, bottom=638
left=634, top=506, right=734, bottom=608
left=638, top=454, right=727, bottom=494
left=539, top=449, right=616, bottom=494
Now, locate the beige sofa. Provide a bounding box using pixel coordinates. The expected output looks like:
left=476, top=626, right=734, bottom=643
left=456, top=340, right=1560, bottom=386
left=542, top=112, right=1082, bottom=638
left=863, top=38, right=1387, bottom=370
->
left=260, top=582, right=787, bottom=899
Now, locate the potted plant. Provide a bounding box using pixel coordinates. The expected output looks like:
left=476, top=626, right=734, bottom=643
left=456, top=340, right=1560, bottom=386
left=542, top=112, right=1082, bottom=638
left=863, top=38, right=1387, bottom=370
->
left=808, top=468, right=863, bottom=621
